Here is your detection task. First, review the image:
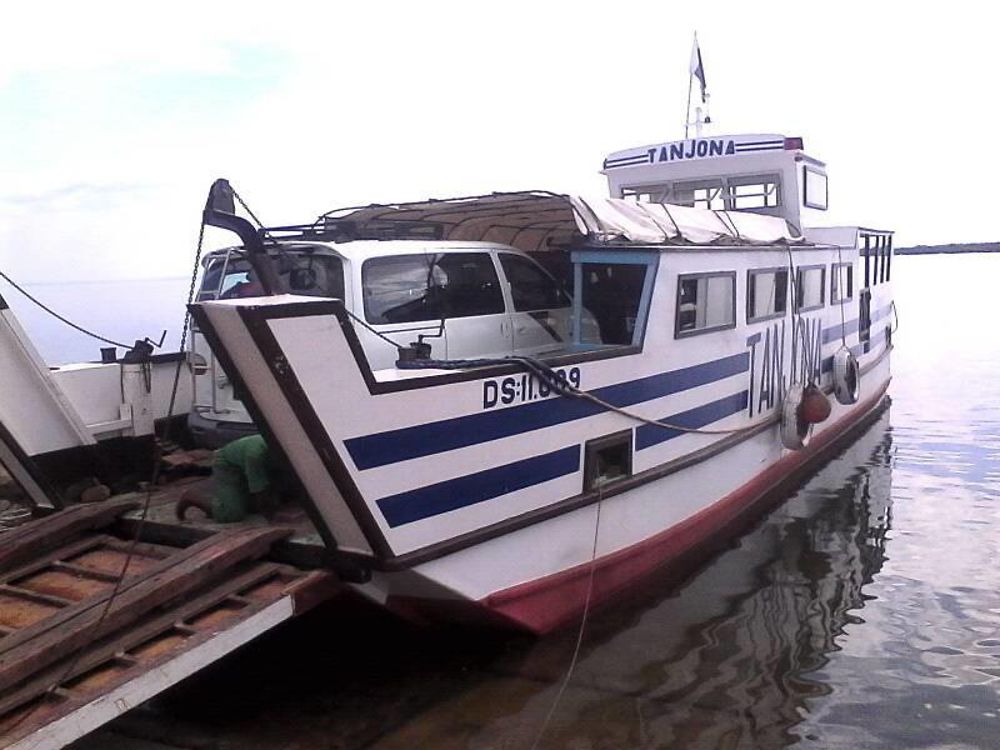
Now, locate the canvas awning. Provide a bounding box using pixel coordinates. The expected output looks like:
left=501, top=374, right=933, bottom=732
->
left=321, top=191, right=804, bottom=254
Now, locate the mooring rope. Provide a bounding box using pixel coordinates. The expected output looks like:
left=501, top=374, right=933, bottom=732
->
left=0, top=269, right=132, bottom=349
left=7, top=212, right=209, bottom=744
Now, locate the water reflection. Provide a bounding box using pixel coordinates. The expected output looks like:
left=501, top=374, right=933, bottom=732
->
left=363, top=409, right=896, bottom=750
left=77, top=254, right=1000, bottom=750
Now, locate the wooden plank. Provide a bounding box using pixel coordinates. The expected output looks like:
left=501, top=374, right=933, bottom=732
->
left=101, top=538, right=174, bottom=559
left=0, top=500, right=139, bottom=573
left=0, top=563, right=283, bottom=718
left=0, top=535, right=109, bottom=586
left=0, top=527, right=291, bottom=693
left=50, top=561, right=121, bottom=583
left=0, top=529, right=245, bottom=657
left=2, top=596, right=298, bottom=750
left=0, top=585, right=74, bottom=609
left=282, top=570, right=341, bottom=615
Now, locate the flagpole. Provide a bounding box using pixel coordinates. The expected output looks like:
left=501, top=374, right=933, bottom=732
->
left=684, top=73, right=692, bottom=139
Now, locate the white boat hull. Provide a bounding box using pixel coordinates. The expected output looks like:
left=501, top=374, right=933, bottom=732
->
left=193, top=251, right=893, bottom=633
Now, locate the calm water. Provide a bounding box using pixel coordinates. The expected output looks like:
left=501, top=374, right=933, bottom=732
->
left=61, top=253, right=1000, bottom=749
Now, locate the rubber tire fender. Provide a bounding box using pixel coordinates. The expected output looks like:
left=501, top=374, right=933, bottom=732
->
left=832, top=348, right=861, bottom=405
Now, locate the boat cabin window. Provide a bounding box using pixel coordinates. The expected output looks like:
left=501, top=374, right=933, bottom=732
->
left=624, top=174, right=782, bottom=212
left=363, top=253, right=504, bottom=324
left=803, top=166, right=828, bottom=210
left=569, top=251, right=657, bottom=349
left=198, top=254, right=345, bottom=301
left=622, top=188, right=661, bottom=203
left=831, top=262, right=854, bottom=303
left=728, top=174, right=781, bottom=210
left=882, top=237, right=892, bottom=283
left=675, top=272, right=736, bottom=337
left=862, top=233, right=892, bottom=288
left=747, top=268, right=789, bottom=322
left=863, top=236, right=871, bottom=287
left=671, top=179, right=727, bottom=210
left=579, top=263, right=649, bottom=345
left=498, top=253, right=571, bottom=312
left=795, top=266, right=826, bottom=311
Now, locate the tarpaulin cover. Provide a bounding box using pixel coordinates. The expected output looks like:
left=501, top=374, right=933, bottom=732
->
left=323, top=191, right=804, bottom=255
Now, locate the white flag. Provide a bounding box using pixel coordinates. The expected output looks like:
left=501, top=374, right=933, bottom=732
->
left=690, top=34, right=707, bottom=103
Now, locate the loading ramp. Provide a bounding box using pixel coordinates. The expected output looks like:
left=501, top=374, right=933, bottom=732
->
left=0, top=499, right=339, bottom=750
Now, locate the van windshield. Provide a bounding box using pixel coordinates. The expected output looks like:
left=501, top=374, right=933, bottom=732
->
left=198, top=253, right=345, bottom=301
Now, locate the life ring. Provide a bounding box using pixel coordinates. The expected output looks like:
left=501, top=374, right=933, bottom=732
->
left=832, top=348, right=861, bottom=405
left=780, top=384, right=811, bottom=450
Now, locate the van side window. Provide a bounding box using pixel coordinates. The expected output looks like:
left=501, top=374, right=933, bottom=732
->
left=747, top=268, right=788, bottom=322
left=831, top=262, right=853, bottom=303
left=675, top=272, right=736, bottom=337
left=499, top=254, right=571, bottom=312
left=363, top=253, right=504, bottom=324
left=796, top=266, right=826, bottom=311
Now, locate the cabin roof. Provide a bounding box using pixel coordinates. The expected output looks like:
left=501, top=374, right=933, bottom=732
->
left=312, top=191, right=805, bottom=255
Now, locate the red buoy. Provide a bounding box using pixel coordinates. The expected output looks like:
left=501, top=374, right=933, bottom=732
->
left=799, top=385, right=832, bottom=424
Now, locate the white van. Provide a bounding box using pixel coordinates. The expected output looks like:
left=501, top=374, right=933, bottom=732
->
left=189, top=239, right=591, bottom=447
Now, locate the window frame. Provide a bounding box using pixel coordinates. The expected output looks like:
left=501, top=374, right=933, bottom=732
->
left=831, top=261, right=854, bottom=304
left=570, top=249, right=659, bottom=350
left=746, top=266, right=790, bottom=324
left=727, top=172, right=783, bottom=210
left=674, top=270, right=738, bottom=339
left=885, top=235, right=893, bottom=282
left=670, top=178, right=727, bottom=210
left=795, top=264, right=827, bottom=312
left=803, top=166, right=829, bottom=210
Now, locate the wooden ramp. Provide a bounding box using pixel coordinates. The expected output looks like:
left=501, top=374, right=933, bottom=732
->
left=0, top=500, right=339, bottom=750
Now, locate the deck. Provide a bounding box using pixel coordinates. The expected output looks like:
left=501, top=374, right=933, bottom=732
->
left=0, top=488, right=340, bottom=750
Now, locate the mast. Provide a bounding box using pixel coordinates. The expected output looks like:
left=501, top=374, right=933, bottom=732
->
left=686, top=32, right=711, bottom=138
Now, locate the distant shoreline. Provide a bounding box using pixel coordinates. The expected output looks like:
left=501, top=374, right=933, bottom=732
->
left=896, top=242, right=999, bottom=256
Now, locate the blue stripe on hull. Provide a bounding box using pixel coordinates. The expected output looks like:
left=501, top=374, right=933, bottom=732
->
left=346, top=352, right=750, bottom=471
left=635, top=391, right=750, bottom=450
left=822, top=317, right=860, bottom=344
left=377, top=446, right=581, bottom=528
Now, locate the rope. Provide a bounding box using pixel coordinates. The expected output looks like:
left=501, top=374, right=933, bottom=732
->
left=343, top=308, right=404, bottom=352
left=399, top=353, right=766, bottom=437
left=0, top=269, right=132, bottom=349
left=8, top=213, right=209, bottom=743
left=528, top=496, right=602, bottom=750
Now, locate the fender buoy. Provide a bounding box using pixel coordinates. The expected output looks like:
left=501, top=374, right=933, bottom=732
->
left=780, top=384, right=811, bottom=450
left=800, top=384, right=832, bottom=423
left=832, top=348, right=861, bottom=405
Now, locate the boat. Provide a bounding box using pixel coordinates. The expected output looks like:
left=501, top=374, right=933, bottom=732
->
left=0, top=291, right=194, bottom=508
left=188, top=130, right=896, bottom=634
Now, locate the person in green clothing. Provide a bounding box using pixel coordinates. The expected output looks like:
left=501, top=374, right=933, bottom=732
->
left=176, top=435, right=281, bottom=523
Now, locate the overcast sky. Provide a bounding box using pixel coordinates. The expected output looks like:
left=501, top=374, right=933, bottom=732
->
left=2, top=0, right=996, bottom=283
